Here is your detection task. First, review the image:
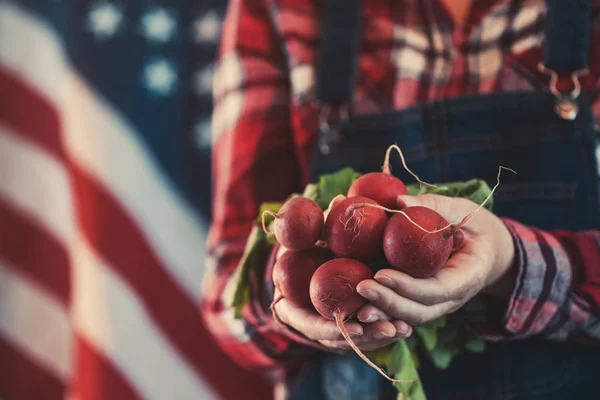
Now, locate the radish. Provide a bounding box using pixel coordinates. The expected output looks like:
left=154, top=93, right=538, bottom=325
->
left=262, top=197, right=324, bottom=251
left=324, top=196, right=387, bottom=261
left=347, top=173, right=408, bottom=209
left=383, top=206, right=455, bottom=278
left=310, top=258, right=412, bottom=383
left=273, top=246, right=333, bottom=308
left=346, top=166, right=516, bottom=279
left=347, top=145, right=438, bottom=208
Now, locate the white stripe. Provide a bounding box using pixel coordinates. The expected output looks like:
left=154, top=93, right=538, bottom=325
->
left=0, top=2, right=65, bottom=105
left=0, top=259, right=72, bottom=381
left=0, top=125, right=74, bottom=245
left=0, top=3, right=208, bottom=303
left=71, top=235, right=218, bottom=400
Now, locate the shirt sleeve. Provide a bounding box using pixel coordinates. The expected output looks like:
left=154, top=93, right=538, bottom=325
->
left=490, top=219, right=600, bottom=342
left=200, top=0, right=318, bottom=378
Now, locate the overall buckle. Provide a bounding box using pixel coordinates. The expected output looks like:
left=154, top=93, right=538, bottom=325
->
left=537, top=63, right=589, bottom=120
left=317, top=102, right=350, bottom=155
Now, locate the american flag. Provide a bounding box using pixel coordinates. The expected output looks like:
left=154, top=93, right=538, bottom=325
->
left=0, top=1, right=271, bottom=399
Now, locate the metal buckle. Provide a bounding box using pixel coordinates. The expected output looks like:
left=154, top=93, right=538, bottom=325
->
left=537, top=62, right=589, bottom=120
left=317, top=103, right=350, bottom=155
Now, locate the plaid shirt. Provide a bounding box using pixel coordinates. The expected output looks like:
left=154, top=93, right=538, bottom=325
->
left=201, top=0, right=600, bottom=380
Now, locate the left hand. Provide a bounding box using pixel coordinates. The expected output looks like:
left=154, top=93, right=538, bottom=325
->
left=355, top=193, right=518, bottom=327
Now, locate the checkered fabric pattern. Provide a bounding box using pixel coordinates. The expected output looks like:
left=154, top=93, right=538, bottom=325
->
left=201, top=0, right=600, bottom=379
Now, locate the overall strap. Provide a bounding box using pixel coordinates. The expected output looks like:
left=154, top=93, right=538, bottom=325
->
left=315, top=0, right=362, bottom=105
left=543, top=0, right=591, bottom=73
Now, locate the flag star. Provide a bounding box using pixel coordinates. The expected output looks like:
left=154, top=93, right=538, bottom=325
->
left=141, top=7, right=176, bottom=43
left=143, top=59, right=177, bottom=95
left=193, top=11, right=221, bottom=42
left=194, top=119, right=213, bottom=148
left=87, top=2, right=123, bottom=40
left=195, top=64, right=214, bottom=95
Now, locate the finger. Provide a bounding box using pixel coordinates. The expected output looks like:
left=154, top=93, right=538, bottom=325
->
left=391, top=320, right=413, bottom=338
left=356, top=279, right=456, bottom=325
left=372, top=247, right=487, bottom=306
left=397, top=193, right=443, bottom=213
left=363, top=320, right=397, bottom=339
left=275, top=298, right=363, bottom=340
left=318, top=336, right=398, bottom=351
left=355, top=304, right=391, bottom=323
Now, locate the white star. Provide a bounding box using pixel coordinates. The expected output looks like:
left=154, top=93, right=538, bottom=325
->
left=141, top=7, right=176, bottom=43
left=193, top=11, right=221, bottom=42
left=194, top=119, right=213, bottom=148
left=143, top=59, right=177, bottom=95
left=87, top=2, right=123, bottom=40
left=195, top=64, right=214, bottom=95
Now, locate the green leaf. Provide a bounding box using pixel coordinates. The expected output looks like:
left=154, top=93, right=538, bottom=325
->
left=428, top=346, right=457, bottom=370
left=256, top=202, right=284, bottom=245
left=464, top=338, right=486, bottom=353
left=406, top=179, right=494, bottom=211
left=308, top=167, right=361, bottom=209
left=413, top=317, right=447, bottom=352
left=225, top=226, right=270, bottom=318
left=387, top=340, right=427, bottom=400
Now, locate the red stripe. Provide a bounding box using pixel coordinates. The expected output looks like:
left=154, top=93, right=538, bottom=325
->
left=0, top=66, right=65, bottom=162
left=0, top=335, right=64, bottom=400
left=71, top=166, right=273, bottom=400
left=0, top=198, right=70, bottom=305
left=71, top=336, right=142, bottom=400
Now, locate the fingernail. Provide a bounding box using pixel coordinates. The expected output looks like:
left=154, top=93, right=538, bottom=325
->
left=349, top=330, right=363, bottom=337
left=395, top=321, right=410, bottom=335
left=374, top=330, right=394, bottom=339
left=359, top=314, right=379, bottom=323
left=376, top=275, right=394, bottom=288
left=358, top=290, right=379, bottom=301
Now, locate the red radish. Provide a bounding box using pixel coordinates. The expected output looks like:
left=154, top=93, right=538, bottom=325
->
left=347, top=173, right=408, bottom=209
left=324, top=196, right=387, bottom=260
left=383, top=206, right=455, bottom=279
left=347, top=166, right=517, bottom=278
left=262, top=197, right=324, bottom=251
left=309, top=258, right=412, bottom=384
left=347, top=145, right=438, bottom=207
left=273, top=247, right=333, bottom=308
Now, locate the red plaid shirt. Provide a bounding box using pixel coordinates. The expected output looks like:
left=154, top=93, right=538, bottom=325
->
left=201, top=0, right=600, bottom=380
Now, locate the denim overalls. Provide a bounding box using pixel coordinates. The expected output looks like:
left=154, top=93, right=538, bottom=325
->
left=287, top=0, right=600, bottom=399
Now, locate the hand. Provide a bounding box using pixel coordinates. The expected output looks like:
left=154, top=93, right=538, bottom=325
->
left=272, top=289, right=412, bottom=351
left=355, top=193, right=518, bottom=327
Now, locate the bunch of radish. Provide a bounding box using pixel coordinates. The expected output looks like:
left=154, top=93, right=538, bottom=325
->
left=263, top=144, right=510, bottom=382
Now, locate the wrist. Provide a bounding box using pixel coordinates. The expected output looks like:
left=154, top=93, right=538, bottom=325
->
left=483, top=218, right=519, bottom=299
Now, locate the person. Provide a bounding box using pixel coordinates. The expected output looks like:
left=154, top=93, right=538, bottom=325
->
left=201, top=0, right=600, bottom=398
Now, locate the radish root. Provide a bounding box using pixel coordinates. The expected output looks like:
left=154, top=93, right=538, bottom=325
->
left=334, top=311, right=414, bottom=384
left=348, top=166, right=517, bottom=235
left=270, top=294, right=286, bottom=328
left=261, top=210, right=279, bottom=235
left=382, top=144, right=438, bottom=193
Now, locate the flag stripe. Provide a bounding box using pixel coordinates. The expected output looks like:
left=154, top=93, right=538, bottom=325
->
left=0, top=260, right=72, bottom=381
left=71, top=235, right=218, bottom=400
left=71, top=164, right=218, bottom=387
left=0, top=66, right=64, bottom=161
left=0, top=125, right=73, bottom=246
left=0, top=335, right=64, bottom=400
left=0, top=198, right=70, bottom=305
left=71, top=336, right=143, bottom=400
left=62, top=72, right=207, bottom=303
